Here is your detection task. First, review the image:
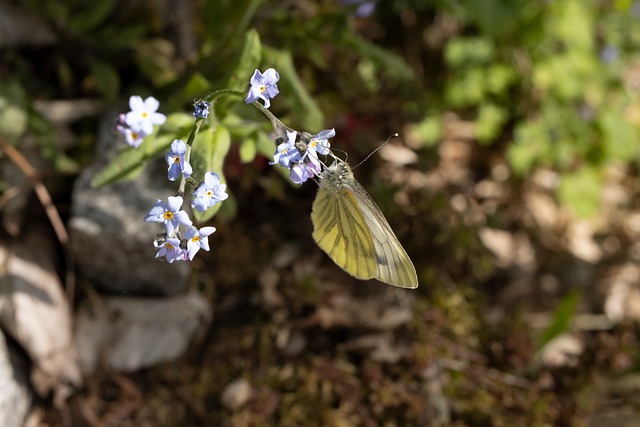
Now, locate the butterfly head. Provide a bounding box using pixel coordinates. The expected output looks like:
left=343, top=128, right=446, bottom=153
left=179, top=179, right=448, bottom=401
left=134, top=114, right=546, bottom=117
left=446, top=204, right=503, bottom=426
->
left=321, top=160, right=354, bottom=189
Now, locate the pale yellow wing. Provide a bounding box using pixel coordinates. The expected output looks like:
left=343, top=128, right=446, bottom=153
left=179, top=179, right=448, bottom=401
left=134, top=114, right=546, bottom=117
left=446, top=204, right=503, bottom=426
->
left=311, top=186, right=378, bottom=280
left=349, top=179, right=418, bottom=288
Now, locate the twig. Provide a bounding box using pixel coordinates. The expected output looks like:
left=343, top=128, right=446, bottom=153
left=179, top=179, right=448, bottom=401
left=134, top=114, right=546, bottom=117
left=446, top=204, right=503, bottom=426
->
left=0, top=138, right=76, bottom=304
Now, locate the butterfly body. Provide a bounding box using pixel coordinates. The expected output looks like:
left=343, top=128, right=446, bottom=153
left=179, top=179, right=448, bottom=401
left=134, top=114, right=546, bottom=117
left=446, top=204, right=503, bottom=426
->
left=311, top=160, right=418, bottom=288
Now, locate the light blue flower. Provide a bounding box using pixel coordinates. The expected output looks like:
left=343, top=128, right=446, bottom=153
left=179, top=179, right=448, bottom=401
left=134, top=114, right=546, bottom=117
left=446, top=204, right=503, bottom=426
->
left=271, top=130, right=302, bottom=169
left=191, top=172, right=229, bottom=212
left=290, top=162, right=313, bottom=184
left=341, top=0, right=376, bottom=17
left=600, top=45, right=619, bottom=64
left=155, top=237, right=185, bottom=263
left=144, top=196, right=192, bottom=235
left=125, top=95, right=167, bottom=135
left=305, top=152, right=321, bottom=177
left=184, top=226, right=216, bottom=260
left=165, top=139, right=193, bottom=181
left=115, top=113, right=148, bottom=148
left=307, top=128, right=334, bottom=156
left=245, top=68, right=280, bottom=108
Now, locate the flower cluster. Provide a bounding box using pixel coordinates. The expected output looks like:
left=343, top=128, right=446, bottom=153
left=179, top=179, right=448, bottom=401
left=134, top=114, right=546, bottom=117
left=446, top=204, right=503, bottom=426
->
left=124, top=67, right=340, bottom=263
left=116, top=96, right=167, bottom=148
left=144, top=195, right=217, bottom=262
left=242, top=67, right=336, bottom=183
left=131, top=99, right=228, bottom=262
left=143, top=171, right=227, bottom=262
left=270, top=128, right=335, bottom=184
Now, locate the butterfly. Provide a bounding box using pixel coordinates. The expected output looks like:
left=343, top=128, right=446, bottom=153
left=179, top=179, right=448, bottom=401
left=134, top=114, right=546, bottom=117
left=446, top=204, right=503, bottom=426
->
left=311, top=158, right=418, bottom=288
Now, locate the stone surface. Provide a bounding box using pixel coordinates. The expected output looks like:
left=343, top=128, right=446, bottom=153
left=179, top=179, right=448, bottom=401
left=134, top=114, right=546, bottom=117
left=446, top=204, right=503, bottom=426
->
left=0, top=331, right=32, bottom=427
left=0, top=227, right=82, bottom=403
left=69, top=113, right=191, bottom=295
left=75, top=292, right=211, bottom=373
left=221, top=378, right=253, bottom=410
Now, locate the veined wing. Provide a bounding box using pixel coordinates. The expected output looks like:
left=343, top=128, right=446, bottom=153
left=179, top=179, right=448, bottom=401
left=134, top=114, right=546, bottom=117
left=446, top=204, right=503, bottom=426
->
left=311, top=186, right=378, bottom=280
left=349, top=179, right=418, bottom=288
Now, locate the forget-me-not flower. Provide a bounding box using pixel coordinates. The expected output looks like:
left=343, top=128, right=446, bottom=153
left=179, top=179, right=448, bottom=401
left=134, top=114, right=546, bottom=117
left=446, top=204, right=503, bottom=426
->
left=192, top=172, right=229, bottom=212
left=290, top=162, right=313, bottom=184
left=271, top=130, right=302, bottom=169
left=245, top=68, right=280, bottom=108
left=144, top=196, right=192, bottom=235
left=155, top=237, right=185, bottom=263
left=125, top=95, right=167, bottom=135
left=306, top=128, right=334, bottom=157
left=115, top=113, right=148, bottom=148
left=184, top=226, right=216, bottom=260
left=165, top=139, right=193, bottom=181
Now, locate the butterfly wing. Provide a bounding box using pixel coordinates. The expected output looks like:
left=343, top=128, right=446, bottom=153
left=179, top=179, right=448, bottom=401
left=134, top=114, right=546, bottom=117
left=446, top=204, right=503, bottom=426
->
left=349, top=179, right=418, bottom=288
left=311, top=185, right=378, bottom=280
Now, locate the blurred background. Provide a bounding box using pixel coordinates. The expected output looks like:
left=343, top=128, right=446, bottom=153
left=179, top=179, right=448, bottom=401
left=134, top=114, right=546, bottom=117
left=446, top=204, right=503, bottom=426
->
left=2, top=0, right=640, bottom=425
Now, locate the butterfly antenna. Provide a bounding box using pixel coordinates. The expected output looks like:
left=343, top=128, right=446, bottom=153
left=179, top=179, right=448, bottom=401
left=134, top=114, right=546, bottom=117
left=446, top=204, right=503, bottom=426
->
left=328, top=148, right=348, bottom=163
left=352, top=133, right=398, bottom=170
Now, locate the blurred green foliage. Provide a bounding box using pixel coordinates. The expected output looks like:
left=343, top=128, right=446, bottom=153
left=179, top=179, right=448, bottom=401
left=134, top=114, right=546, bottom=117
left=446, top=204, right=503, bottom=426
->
left=2, top=0, right=639, bottom=219
left=411, top=0, right=640, bottom=217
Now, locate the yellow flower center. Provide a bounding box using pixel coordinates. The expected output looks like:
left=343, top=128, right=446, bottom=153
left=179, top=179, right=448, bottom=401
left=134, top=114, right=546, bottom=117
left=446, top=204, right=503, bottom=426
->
left=259, top=85, right=267, bottom=93
left=173, top=156, right=180, bottom=164
left=164, top=211, right=174, bottom=220
left=142, top=112, right=149, bottom=118
left=191, top=236, right=201, bottom=243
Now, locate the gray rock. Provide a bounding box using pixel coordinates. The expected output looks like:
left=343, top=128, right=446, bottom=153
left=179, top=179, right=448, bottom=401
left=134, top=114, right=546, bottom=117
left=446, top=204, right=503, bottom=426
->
left=0, top=226, right=81, bottom=404
left=0, top=331, right=32, bottom=427
left=221, top=378, right=253, bottom=410
left=75, top=291, right=211, bottom=373
left=69, top=112, right=191, bottom=295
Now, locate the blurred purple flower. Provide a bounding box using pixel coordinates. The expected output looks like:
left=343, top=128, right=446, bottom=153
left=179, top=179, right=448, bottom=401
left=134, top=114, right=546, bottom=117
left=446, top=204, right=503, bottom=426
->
left=340, top=0, right=376, bottom=17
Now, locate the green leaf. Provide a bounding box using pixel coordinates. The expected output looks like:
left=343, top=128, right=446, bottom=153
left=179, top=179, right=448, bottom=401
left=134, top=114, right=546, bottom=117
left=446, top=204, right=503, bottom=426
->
left=507, top=122, right=549, bottom=175
left=99, top=24, right=147, bottom=48
left=92, top=113, right=193, bottom=187
left=89, top=60, right=120, bottom=100
left=91, top=145, right=149, bottom=187
left=476, top=103, right=507, bottom=144
left=550, top=0, right=593, bottom=51
left=341, top=33, right=414, bottom=83
left=263, top=46, right=324, bottom=131
left=410, top=115, right=442, bottom=148
left=444, top=37, right=495, bottom=67
left=486, top=64, right=517, bottom=97
left=599, top=109, right=637, bottom=161
left=0, top=80, right=28, bottom=141
left=183, top=73, right=213, bottom=101
left=223, top=29, right=262, bottom=92
left=68, top=0, right=115, bottom=34
left=537, top=289, right=581, bottom=348
left=190, top=124, right=231, bottom=222
left=215, top=30, right=262, bottom=113
left=133, top=39, right=179, bottom=87
left=558, top=166, right=601, bottom=218
left=256, top=130, right=276, bottom=159
left=445, top=67, right=486, bottom=106
left=239, top=137, right=257, bottom=163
